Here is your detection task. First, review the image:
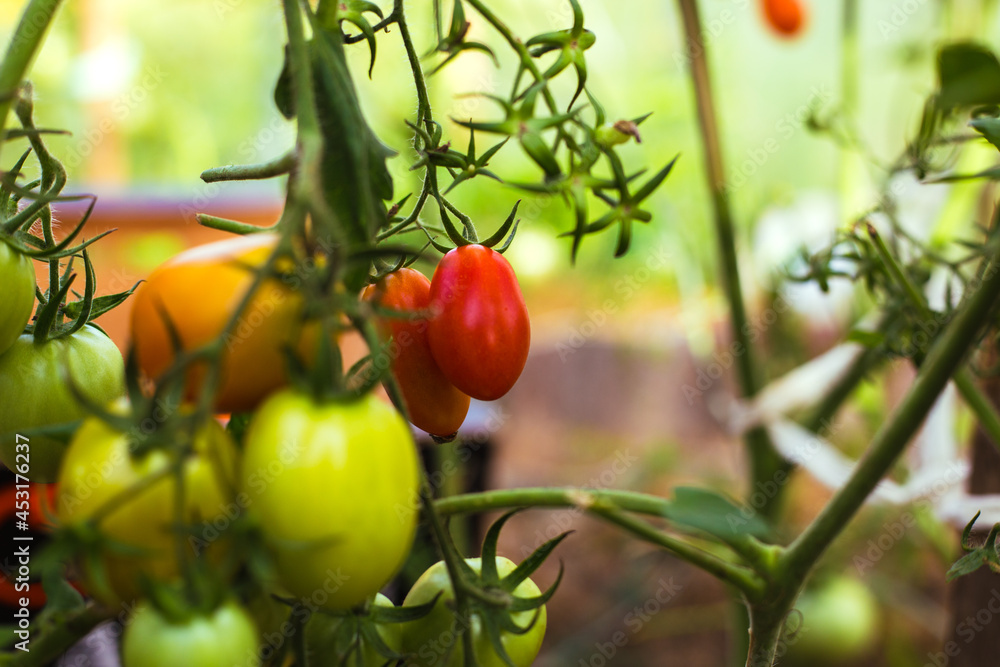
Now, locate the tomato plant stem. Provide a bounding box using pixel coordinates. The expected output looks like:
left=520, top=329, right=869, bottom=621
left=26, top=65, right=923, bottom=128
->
left=0, top=0, right=62, bottom=166
left=868, top=223, right=1000, bottom=451
left=435, top=487, right=766, bottom=596
left=463, top=0, right=566, bottom=122
left=417, top=472, right=481, bottom=664
left=394, top=0, right=432, bottom=128
left=674, top=0, right=789, bottom=520
left=200, top=151, right=295, bottom=183
left=590, top=506, right=765, bottom=596
left=781, top=243, right=1000, bottom=581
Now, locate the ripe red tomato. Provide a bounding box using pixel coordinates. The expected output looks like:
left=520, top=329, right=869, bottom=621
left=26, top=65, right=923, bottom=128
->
left=762, top=0, right=806, bottom=36
left=129, top=233, right=316, bottom=414
left=362, top=268, right=470, bottom=438
left=0, top=484, right=56, bottom=609
left=427, top=245, right=530, bottom=401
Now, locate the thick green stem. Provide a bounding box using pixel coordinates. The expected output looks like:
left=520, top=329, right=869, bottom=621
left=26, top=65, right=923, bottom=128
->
left=782, top=246, right=1000, bottom=582
left=744, top=603, right=792, bottom=667
left=868, top=224, right=1000, bottom=451
left=0, top=0, right=63, bottom=166
left=674, top=0, right=788, bottom=519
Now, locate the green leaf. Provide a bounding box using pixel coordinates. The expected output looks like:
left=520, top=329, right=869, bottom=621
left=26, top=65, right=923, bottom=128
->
left=969, top=114, right=1000, bottom=153
left=303, top=17, right=397, bottom=291
left=846, top=329, right=886, bottom=348
left=666, top=487, right=769, bottom=538
left=947, top=549, right=991, bottom=581
left=37, top=566, right=85, bottom=620
left=937, top=43, right=1000, bottom=111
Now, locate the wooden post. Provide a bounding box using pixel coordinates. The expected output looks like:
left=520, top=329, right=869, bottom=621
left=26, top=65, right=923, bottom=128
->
left=946, top=366, right=1000, bottom=665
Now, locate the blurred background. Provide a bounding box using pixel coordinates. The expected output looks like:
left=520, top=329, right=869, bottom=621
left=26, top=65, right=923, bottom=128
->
left=4, top=0, right=1000, bottom=665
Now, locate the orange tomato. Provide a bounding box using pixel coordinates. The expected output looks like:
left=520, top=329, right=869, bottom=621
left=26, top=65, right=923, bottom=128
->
left=362, top=268, right=470, bottom=438
left=762, top=0, right=806, bottom=37
left=130, top=234, right=314, bottom=413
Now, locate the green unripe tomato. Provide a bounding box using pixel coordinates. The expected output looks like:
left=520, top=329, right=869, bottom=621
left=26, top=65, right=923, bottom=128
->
left=0, top=241, right=34, bottom=356
left=305, top=593, right=401, bottom=666
left=0, top=326, right=125, bottom=482
left=790, top=576, right=880, bottom=661
left=122, top=601, right=260, bottom=667
left=399, top=557, right=546, bottom=667
left=241, top=390, right=419, bottom=611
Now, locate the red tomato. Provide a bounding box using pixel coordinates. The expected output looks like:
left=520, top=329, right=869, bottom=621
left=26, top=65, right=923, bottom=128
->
left=427, top=245, right=530, bottom=401
left=762, top=0, right=806, bottom=36
left=362, top=268, right=470, bottom=438
left=0, top=484, right=57, bottom=609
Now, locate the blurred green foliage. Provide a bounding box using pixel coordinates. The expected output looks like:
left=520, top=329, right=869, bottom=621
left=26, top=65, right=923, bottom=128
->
left=0, top=0, right=977, bottom=284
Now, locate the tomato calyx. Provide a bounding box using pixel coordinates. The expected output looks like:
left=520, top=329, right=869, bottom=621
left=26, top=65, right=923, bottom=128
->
left=525, top=0, right=594, bottom=109
left=423, top=0, right=498, bottom=79
left=295, top=592, right=438, bottom=665
left=1, top=92, right=112, bottom=261
left=429, top=510, right=567, bottom=666
left=420, top=199, right=521, bottom=256
left=134, top=566, right=234, bottom=626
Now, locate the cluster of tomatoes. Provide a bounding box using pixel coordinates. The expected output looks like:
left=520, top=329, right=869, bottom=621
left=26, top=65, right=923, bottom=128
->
left=362, top=244, right=531, bottom=438
left=0, top=230, right=541, bottom=666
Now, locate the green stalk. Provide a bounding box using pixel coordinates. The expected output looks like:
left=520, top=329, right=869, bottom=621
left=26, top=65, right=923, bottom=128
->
left=752, top=248, right=1000, bottom=662
left=0, top=0, right=63, bottom=165
left=199, top=150, right=295, bottom=182
left=394, top=0, right=432, bottom=127
left=435, top=487, right=766, bottom=596
left=674, top=0, right=788, bottom=520
left=590, top=506, right=764, bottom=596
left=868, top=224, right=1000, bottom=450
left=837, top=0, right=867, bottom=219
left=418, top=473, right=481, bottom=665
left=735, top=243, right=1000, bottom=665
